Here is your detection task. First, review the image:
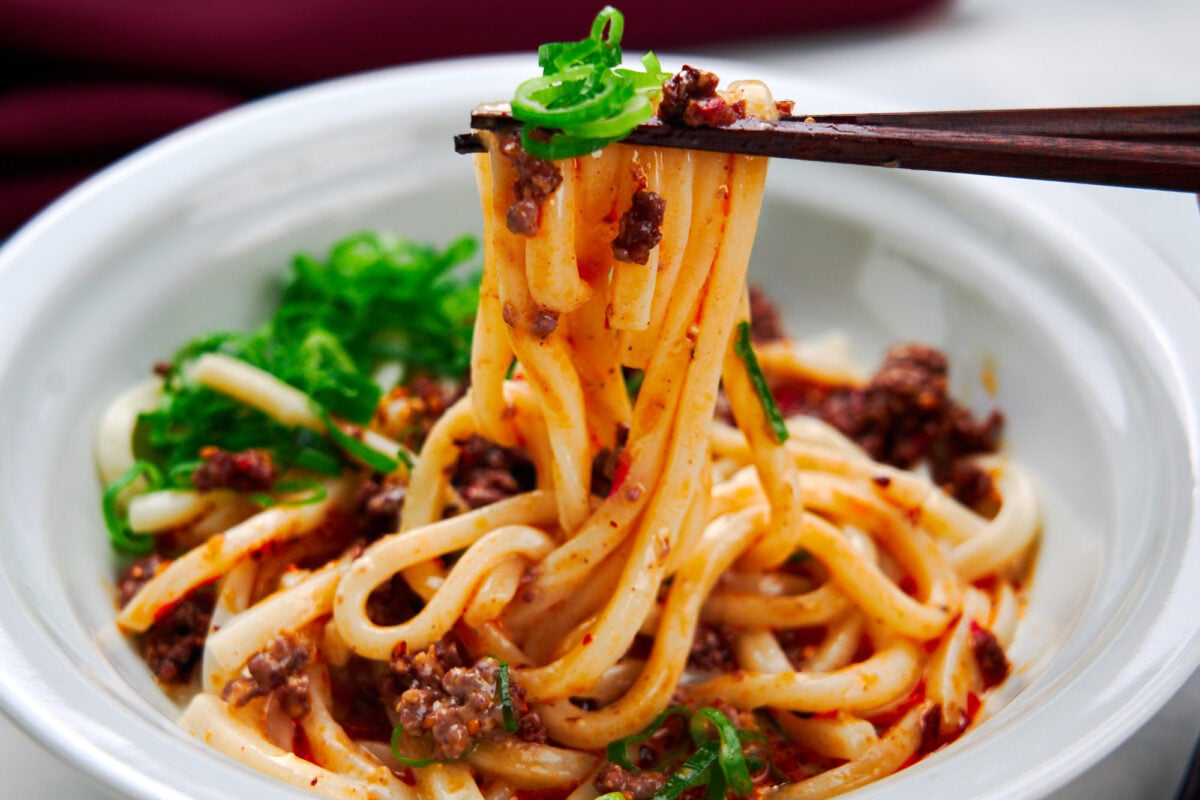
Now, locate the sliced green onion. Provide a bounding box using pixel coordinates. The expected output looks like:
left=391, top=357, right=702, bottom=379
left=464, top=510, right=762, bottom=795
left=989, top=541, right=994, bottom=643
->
left=291, top=444, right=343, bottom=476
left=652, top=740, right=720, bottom=800
left=495, top=658, right=518, bottom=733
left=689, top=708, right=754, bottom=797
left=317, top=406, right=400, bottom=474
left=733, top=321, right=790, bottom=444
left=519, top=128, right=623, bottom=161
left=606, top=705, right=691, bottom=769
left=703, top=770, right=727, bottom=800
left=262, top=478, right=328, bottom=507
left=167, top=459, right=204, bottom=487
left=103, top=460, right=164, bottom=555
left=567, top=94, right=652, bottom=139
left=511, top=7, right=672, bottom=161
left=390, top=725, right=437, bottom=768
left=617, top=52, right=671, bottom=94
left=539, top=37, right=604, bottom=74
left=589, top=5, right=624, bottom=45
left=513, top=67, right=630, bottom=129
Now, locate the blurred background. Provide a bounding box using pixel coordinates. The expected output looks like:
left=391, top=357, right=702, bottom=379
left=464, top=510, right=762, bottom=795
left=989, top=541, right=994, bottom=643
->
left=1, top=0, right=941, bottom=238
left=2, top=0, right=1199, bottom=796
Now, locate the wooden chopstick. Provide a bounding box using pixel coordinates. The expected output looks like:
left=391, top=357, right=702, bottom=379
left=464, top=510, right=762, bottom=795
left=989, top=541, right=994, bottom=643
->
left=456, top=106, right=1200, bottom=193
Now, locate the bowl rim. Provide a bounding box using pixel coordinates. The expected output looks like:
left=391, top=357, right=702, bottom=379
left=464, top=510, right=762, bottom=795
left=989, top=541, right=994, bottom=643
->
left=2, top=53, right=1200, bottom=800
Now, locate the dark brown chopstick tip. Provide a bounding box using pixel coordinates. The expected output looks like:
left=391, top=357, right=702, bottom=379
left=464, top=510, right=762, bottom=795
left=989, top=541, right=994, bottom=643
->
left=459, top=106, right=1200, bottom=193
left=455, top=132, right=485, bottom=154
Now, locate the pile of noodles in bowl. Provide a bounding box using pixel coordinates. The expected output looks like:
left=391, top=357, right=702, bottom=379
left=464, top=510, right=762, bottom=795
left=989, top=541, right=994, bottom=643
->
left=1, top=55, right=1199, bottom=800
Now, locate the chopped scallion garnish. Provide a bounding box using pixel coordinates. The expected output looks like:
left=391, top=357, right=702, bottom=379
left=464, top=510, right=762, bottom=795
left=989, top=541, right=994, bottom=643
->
left=249, top=478, right=328, bottom=508
left=318, top=406, right=400, bottom=474
left=653, top=740, right=720, bottom=800
left=103, top=460, right=164, bottom=555
left=689, top=707, right=754, bottom=797
left=390, top=726, right=438, bottom=768
left=733, top=321, right=790, bottom=444
left=115, top=231, right=477, bottom=550
left=512, top=7, right=671, bottom=160
left=496, top=658, right=518, bottom=733
left=607, top=705, right=690, bottom=768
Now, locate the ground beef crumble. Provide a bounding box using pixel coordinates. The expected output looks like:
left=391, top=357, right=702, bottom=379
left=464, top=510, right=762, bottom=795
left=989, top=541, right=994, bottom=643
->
left=385, top=373, right=464, bottom=451
left=687, top=624, right=738, bottom=673
left=116, top=553, right=166, bottom=608
left=141, top=588, right=214, bottom=684
left=498, top=132, right=563, bottom=236
left=357, top=473, right=408, bottom=535
left=811, top=344, right=1003, bottom=506
left=192, top=447, right=276, bottom=493
left=743, top=288, right=1003, bottom=507
left=657, top=65, right=742, bottom=128
left=748, top=285, right=786, bottom=343
left=382, top=637, right=541, bottom=760
left=590, top=422, right=630, bottom=497
left=449, top=434, right=537, bottom=510
left=612, top=189, right=666, bottom=264
left=970, top=621, right=1011, bottom=687
left=595, top=763, right=667, bottom=800
left=222, top=634, right=312, bottom=718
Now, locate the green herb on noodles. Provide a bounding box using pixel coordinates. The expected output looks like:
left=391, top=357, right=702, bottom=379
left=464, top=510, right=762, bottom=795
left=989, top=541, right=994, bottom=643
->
left=654, top=740, right=721, bottom=800
left=511, top=7, right=671, bottom=160
left=496, top=658, right=518, bottom=733
left=689, top=707, right=754, bottom=797
left=607, top=705, right=690, bottom=768
left=121, top=232, right=479, bottom=551
left=317, top=406, right=400, bottom=474
left=103, top=460, right=164, bottom=555
left=249, top=478, right=327, bottom=508
left=732, top=320, right=790, bottom=444
left=389, top=726, right=438, bottom=768
left=605, top=705, right=761, bottom=800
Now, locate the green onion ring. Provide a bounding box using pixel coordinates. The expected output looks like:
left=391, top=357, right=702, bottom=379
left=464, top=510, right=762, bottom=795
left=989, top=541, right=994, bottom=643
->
left=589, top=5, right=624, bottom=45
left=689, top=708, right=755, bottom=797
left=606, top=705, right=691, bottom=769
left=167, top=459, right=204, bottom=487
left=317, top=406, right=400, bottom=474
left=271, top=478, right=328, bottom=506
left=103, top=460, right=164, bottom=555
left=652, top=739, right=720, bottom=800
left=566, top=94, right=652, bottom=139
left=389, top=725, right=438, bottom=768
left=519, top=128, right=623, bottom=160
left=512, top=67, right=629, bottom=128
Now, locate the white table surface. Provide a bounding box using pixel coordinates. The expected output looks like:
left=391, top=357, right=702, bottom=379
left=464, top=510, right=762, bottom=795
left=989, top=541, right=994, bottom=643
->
left=4, top=0, right=1198, bottom=796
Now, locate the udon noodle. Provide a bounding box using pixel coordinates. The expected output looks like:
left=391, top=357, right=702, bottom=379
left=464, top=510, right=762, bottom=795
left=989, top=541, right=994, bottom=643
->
left=102, top=70, right=1038, bottom=800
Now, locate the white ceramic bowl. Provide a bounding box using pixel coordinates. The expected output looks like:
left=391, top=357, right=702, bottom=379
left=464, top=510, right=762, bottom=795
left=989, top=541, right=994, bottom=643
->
left=2, top=55, right=1200, bottom=800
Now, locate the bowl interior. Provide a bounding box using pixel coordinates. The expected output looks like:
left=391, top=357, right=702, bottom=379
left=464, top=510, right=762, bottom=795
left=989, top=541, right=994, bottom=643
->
left=0, top=59, right=1197, bottom=800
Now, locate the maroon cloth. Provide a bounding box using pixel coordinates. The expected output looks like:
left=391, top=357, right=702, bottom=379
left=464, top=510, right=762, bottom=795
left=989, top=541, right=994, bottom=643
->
left=0, top=0, right=944, bottom=236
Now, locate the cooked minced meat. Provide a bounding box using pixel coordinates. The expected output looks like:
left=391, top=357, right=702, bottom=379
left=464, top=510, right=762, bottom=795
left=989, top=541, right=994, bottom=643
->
left=612, top=189, right=666, bottom=264
left=385, top=639, right=509, bottom=760
left=449, top=435, right=536, bottom=510
left=222, top=634, right=312, bottom=718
